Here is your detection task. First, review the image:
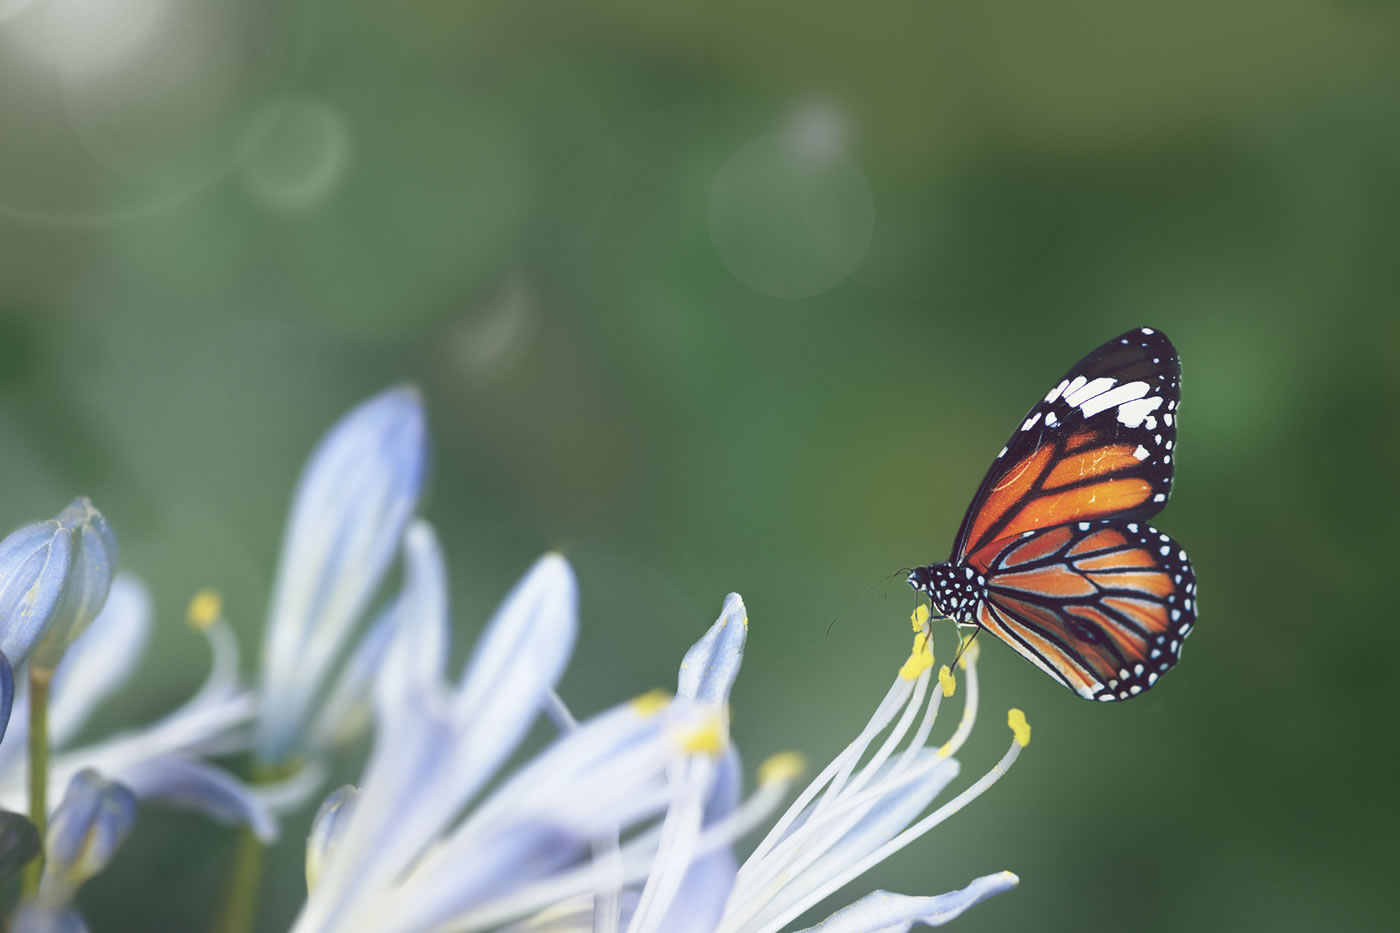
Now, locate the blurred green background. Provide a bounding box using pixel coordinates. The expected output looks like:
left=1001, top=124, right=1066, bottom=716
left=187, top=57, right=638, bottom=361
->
left=2, top=0, right=1398, bottom=930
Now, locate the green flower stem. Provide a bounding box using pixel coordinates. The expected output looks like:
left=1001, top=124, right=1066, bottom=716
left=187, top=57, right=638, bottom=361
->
left=22, top=666, right=53, bottom=896
left=215, top=823, right=265, bottom=933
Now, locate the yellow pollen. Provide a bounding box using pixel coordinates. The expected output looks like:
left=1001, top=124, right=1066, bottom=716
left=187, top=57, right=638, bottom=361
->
left=186, top=589, right=223, bottom=631
left=899, top=632, right=934, bottom=680
left=630, top=689, right=671, bottom=717
left=957, top=634, right=980, bottom=669
left=1008, top=708, right=1031, bottom=747
left=678, top=716, right=727, bottom=756
left=939, top=665, right=956, bottom=697
left=758, top=752, right=806, bottom=786
left=910, top=604, right=931, bottom=632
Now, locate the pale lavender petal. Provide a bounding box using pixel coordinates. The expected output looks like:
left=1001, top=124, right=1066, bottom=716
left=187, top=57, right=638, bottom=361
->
left=257, top=386, right=427, bottom=764
left=115, top=755, right=276, bottom=842
left=48, top=575, right=152, bottom=748
left=374, top=522, right=448, bottom=717
left=307, top=785, right=359, bottom=891
left=32, top=498, right=118, bottom=670
left=0, top=519, right=72, bottom=669
left=309, top=599, right=398, bottom=751
left=650, top=749, right=744, bottom=933
left=792, top=872, right=1020, bottom=932
left=677, top=594, right=747, bottom=706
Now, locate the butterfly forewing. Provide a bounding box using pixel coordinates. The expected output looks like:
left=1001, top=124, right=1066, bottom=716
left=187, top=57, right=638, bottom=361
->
left=949, top=327, right=1182, bottom=563
left=967, top=520, right=1197, bottom=701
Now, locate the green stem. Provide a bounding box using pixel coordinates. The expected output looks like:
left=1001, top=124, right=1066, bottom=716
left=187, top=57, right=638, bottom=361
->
left=22, top=666, right=52, bottom=896
left=214, top=824, right=266, bottom=933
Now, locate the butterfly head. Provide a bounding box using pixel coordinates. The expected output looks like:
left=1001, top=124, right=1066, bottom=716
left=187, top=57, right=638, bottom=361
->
left=908, top=562, right=983, bottom=624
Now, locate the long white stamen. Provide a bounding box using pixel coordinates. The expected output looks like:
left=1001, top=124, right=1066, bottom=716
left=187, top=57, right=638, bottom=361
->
left=746, top=737, right=1024, bottom=933
left=742, top=677, right=911, bottom=870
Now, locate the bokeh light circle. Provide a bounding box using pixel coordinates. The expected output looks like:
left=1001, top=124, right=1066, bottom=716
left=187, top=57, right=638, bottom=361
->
left=241, top=98, right=352, bottom=212
left=708, top=112, right=875, bottom=299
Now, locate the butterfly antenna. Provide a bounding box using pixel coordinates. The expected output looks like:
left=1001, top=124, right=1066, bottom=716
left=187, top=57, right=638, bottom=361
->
left=826, top=568, right=912, bottom=638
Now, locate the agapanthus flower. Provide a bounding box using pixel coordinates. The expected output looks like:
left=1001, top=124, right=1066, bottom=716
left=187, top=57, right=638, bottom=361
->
left=294, top=526, right=1027, bottom=933
left=292, top=523, right=805, bottom=933
left=0, top=574, right=276, bottom=838
left=254, top=385, right=428, bottom=769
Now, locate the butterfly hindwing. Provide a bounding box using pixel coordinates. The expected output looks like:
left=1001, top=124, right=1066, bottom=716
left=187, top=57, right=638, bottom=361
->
left=949, top=327, right=1182, bottom=563
left=966, top=520, right=1197, bottom=701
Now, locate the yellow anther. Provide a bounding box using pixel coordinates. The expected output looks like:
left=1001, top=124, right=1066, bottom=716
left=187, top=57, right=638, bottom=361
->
left=957, top=634, right=980, bottom=669
left=899, top=632, right=934, bottom=681
left=910, top=604, right=931, bottom=632
left=186, top=589, right=223, bottom=632
left=630, top=689, right=671, bottom=717
left=1008, top=708, right=1031, bottom=747
left=678, top=715, right=727, bottom=756
left=939, top=665, right=956, bottom=697
left=757, top=752, right=807, bottom=786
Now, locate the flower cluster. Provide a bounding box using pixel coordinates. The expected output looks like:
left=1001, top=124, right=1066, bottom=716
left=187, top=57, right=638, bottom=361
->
left=0, top=387, right=1031, bottom=932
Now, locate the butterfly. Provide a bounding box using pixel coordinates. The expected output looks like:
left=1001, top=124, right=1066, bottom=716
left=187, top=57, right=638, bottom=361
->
left=908, top=327, right=1197, bottom=702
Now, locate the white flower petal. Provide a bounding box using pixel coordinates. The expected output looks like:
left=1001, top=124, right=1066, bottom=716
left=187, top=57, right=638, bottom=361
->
left=792, top=872, right=1020, bottom=932
left=677, top=593, right=747, bottom=706
left=101, top=755, right=276, bottom=842
left=307, top=599, right=398, bottom=752
left=47, top=575, right=152, bottom=747
left=256, top=386, right=427, bottom=764
left=374, top=522, right=448, bottom=717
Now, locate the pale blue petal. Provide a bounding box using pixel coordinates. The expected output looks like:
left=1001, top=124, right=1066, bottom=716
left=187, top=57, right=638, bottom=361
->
left=257, top=385, right=427, bottom=764
left=40, top=770, right=136, bottom=904
left=374, top=522, right=449, bottom=717
left=32, top=499, right=118, bottom=670
left=651, top=749, right=744, bottom=933
left=115, top=755, right=276, bottom=842
left=11, top=903, right=88, bottom=933
left=0, top=520, right=73, bottom=669
left=792, top=872, right=1020, bottom=932
left=47, top=575, right=152, bottom=748
left=307, top=785, right=359, bottom=891
left=308, top=599, right=398, bottom=751
left=294, top=553, right=576, bottom=933
left=677, top=593, right=747, bottom=706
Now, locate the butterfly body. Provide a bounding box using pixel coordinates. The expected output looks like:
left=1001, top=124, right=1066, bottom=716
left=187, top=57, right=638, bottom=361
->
left=909, top=327, right=1197, bottom=702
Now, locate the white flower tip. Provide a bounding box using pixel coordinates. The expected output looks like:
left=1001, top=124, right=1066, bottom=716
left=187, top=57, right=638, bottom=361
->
left=722, top=592, right=747, bottom=628
left=522, top=552, right=579, bottom=620
left=678, top=594, right=748, bottom=705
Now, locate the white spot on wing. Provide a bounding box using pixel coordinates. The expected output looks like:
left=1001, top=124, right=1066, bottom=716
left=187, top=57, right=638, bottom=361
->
left=1021, top=411, right=1042, bottom=432
left=1044, top=411, right=1058, bottom=427
left=1080, top=380, right=1150, bottom=418
left=1116, top=395, right=1164, bottom=428
left=1064, top=376, right=1117, bottom=408
left=1044, top=379, right=1070, bottom=404
left=1133, top=445, right=1149, bottom=460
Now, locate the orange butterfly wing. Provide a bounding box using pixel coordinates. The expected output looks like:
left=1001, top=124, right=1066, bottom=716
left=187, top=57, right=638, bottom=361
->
left=966, top=520, right=1197, bottom=701
left=950, top=327, right=1181, bottom=562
